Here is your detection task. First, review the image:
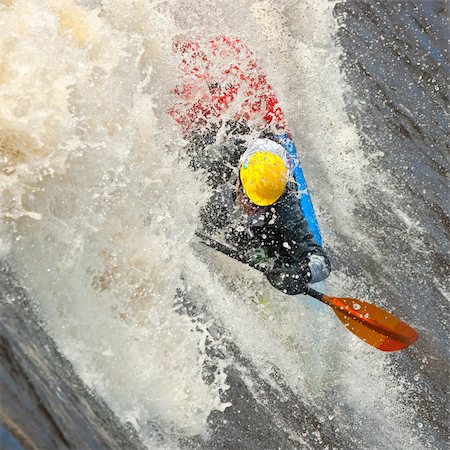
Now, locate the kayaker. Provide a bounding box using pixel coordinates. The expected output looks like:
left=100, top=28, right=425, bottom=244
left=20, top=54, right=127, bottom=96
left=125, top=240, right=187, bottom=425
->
left=200, top=135, right=331, bottom=295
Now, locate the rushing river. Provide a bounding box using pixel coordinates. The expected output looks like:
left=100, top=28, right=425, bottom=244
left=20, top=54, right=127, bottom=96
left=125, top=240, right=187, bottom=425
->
left=0, top=1, right=448, bottom=449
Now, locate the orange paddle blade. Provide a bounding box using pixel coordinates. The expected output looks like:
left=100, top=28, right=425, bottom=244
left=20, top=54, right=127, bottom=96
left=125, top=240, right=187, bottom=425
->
left=321, top=295, right=419, bottom=352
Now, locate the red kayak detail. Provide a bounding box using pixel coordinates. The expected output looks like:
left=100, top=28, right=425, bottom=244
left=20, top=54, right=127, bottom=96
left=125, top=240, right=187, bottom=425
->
left=169, top=35, right=289, bottom=137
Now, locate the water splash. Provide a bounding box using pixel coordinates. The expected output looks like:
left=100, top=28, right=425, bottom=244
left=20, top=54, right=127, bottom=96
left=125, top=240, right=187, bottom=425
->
left=0, top=0, right=429, bottom=448
left=1, top=0, right=229, bottom=442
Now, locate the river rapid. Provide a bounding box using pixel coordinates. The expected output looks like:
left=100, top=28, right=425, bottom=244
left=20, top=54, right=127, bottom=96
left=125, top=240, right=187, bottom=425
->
left=0, top=1, right=448, bottom=449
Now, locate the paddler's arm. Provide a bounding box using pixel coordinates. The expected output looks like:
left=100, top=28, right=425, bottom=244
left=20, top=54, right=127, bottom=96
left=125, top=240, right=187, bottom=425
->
left=277, top=188, right=331, bottom=283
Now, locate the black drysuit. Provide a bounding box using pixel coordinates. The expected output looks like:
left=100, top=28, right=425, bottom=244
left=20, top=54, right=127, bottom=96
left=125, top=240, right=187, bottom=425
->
left=188, top=122, right=331, bottom=294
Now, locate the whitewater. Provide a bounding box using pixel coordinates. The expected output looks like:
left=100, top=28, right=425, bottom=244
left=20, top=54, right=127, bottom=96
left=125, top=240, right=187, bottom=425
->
left=0, top=0, right=448, bottom=449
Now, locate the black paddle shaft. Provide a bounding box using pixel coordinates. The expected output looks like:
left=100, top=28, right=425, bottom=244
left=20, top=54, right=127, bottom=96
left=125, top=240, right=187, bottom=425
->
left=194, top=232, right=324, bottom=301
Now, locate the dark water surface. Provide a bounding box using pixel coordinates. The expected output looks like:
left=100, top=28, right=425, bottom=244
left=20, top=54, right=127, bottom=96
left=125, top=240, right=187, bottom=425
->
left=0, top=262, right=144, bottom=450
left=1, top=1, right=448, bottom=449
left=334, top=1, right=448, bottom=446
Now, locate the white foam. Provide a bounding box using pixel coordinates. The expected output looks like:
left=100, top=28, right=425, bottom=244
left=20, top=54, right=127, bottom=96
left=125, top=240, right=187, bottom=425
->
left=1, top=0, right=228, bottom=444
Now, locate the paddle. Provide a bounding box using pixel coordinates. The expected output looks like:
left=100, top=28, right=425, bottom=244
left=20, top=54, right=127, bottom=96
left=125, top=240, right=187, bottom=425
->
left=195, top=233, right=419, bottom=352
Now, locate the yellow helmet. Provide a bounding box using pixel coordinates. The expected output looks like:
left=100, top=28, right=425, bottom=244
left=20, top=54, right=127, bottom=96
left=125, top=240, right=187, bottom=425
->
left=239, top=151, right=289, bottom=206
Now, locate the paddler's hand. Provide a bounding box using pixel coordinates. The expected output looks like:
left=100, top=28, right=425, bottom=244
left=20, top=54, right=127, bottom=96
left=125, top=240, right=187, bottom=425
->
left=265, top=263, right=311, bottom=295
